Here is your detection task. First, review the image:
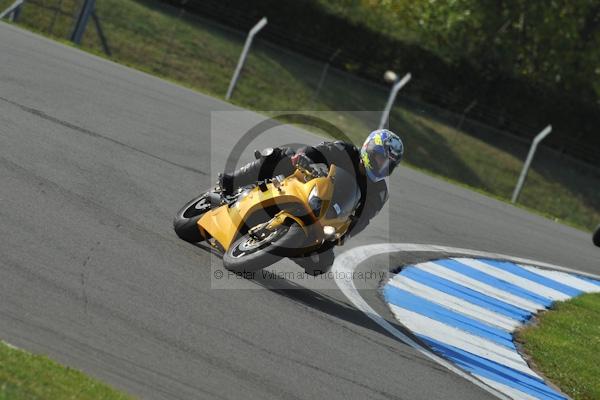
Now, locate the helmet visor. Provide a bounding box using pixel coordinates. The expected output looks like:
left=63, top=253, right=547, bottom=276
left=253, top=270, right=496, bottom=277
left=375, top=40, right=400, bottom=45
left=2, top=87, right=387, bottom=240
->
left=370, top=152, right=390, bottom=179
left=372, top=153, right=390, bottom=174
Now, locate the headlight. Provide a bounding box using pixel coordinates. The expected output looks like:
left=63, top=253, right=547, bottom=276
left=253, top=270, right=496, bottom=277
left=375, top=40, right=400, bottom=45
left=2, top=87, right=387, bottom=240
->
left=308, top=186, right=322, bottom=216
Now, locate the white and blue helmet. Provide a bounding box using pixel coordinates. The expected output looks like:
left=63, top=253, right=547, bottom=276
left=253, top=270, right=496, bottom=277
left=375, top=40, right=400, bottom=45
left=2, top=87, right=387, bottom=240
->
left=360, top=129, right=404, bottom=182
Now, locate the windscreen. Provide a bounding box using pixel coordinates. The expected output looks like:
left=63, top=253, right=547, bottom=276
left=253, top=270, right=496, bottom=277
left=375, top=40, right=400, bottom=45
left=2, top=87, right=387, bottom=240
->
left=325, top=167, right=361, bottom=220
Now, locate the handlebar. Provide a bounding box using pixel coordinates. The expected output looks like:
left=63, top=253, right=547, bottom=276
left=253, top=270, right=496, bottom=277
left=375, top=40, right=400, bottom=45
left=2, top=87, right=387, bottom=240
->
left=295, top=154, right=328, bottom=178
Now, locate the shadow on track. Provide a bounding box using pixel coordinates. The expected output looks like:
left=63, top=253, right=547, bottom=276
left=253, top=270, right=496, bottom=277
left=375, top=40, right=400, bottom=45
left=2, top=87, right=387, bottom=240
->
left=192, top=243, right=438, bottom=365
left=250, top=266, right=426, bottom=352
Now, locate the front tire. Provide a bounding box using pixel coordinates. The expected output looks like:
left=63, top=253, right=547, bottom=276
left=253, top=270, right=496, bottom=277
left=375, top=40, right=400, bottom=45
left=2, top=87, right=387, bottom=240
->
left=173, top=193, right=213, bottom=243
left=223, top=223, right=308, bottom=273
left=593, top=225, right=600, bottom=247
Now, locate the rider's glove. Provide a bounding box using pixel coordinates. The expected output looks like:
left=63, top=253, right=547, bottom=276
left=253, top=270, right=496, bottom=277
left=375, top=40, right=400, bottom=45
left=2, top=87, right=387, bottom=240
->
left=290, top=152, right=304, bottom=167
left=292, top=153, right=313, bottom=170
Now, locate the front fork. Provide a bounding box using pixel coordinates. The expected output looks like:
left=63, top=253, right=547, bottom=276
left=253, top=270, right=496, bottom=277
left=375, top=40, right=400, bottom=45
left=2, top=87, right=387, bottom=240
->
left=252, top=211, right=323, bottom=250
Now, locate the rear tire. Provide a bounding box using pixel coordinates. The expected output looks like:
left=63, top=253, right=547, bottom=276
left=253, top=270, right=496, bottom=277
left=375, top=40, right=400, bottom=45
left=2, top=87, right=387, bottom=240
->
left=593, top=225, right=600, bottom=247
left=173, top=193, right=213, bottom=243
left=223, top=223, right=308, bottom=273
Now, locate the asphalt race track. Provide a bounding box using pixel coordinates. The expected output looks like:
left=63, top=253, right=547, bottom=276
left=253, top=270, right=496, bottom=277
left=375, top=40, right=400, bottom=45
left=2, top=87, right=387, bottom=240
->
left=1, top=22, right=598, bottom=400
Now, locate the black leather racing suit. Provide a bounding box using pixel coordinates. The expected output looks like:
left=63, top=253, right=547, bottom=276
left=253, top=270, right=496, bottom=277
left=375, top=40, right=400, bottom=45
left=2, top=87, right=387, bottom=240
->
left=221, top=141, right=388, bottom=240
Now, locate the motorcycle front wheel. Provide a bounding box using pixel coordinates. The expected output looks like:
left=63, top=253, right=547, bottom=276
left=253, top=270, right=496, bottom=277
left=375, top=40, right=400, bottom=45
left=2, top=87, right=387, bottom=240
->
left=593, top=225, right=600, bottom=247
left=223, top=222, right=308, bottom=273
left=173, top=192, right=213, bottom=243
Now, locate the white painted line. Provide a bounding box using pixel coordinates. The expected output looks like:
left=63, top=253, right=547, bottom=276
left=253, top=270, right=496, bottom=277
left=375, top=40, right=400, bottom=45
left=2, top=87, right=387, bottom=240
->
left=453, top=258, right=571, bottom=301
left=341, top=243, right=600, bottom=279
left=332, top=243, right=513, bottom=400
left=389, top=275, right=520, bottom=331
left=388, top=304, right=537, bottom=377
left=474, top=375, right=540, bottom=400
left=416, top=261, right=544, bottom=312
left=522, top=266, right=600, bottom=293
left=332, top=243, right=597, bottom=400
left=1, top=340, right=19, bottom=350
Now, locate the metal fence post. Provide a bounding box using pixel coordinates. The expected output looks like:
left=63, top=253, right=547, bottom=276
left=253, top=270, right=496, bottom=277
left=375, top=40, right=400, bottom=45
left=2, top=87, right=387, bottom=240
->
left=225, top=17, right=267, bottom=101
left=310, top=48, right=341, bottom=107
left=378, top=73, right=412, bottom=130
left=70, top=0, right=95, bottom=45
left=91, top=10, right=111, bottom=56
left=511, top=125, right=552, bottom=204
left=0, top=0, right=25, bottom=20
left=8, top=1, right=20, bottom=21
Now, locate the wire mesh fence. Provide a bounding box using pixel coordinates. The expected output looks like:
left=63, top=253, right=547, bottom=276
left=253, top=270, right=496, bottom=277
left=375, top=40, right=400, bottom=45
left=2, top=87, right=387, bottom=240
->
left=3, top=0, right=599, bottom=230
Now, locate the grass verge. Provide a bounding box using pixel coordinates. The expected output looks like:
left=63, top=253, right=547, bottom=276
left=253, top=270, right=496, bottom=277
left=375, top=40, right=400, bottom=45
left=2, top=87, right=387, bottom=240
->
left=0, top=341, right=132, bottom=399
left=2, top=0, right=599, bottom=231
left=517, top=293, right=600, bottom=400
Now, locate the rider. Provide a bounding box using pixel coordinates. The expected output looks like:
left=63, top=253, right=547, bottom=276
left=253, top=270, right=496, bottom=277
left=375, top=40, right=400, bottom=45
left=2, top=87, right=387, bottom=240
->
left=219, top=129, right=404, bottom=244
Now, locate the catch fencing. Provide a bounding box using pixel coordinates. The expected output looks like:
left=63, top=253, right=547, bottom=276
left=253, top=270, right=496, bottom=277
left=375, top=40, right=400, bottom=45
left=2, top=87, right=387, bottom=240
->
left=3, top=0, right=599, bottom=229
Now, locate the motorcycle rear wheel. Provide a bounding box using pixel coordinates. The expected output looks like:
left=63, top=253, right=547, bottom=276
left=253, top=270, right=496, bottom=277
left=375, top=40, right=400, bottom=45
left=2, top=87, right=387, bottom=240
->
left=223, top=222, right=308, bottom=273
left=593, top=225, right=600, bottom=247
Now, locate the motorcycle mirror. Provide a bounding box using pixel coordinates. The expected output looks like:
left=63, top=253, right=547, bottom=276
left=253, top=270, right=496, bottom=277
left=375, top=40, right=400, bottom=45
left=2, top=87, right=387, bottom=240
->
left=254, top=148, right=274, bottom=159
left=207, top=192, right=222, bottom=206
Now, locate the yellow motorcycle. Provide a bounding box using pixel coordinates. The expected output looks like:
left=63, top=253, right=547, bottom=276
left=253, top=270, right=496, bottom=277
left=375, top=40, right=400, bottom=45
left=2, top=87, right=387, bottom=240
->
left=173, top=156, right=361, bottom=274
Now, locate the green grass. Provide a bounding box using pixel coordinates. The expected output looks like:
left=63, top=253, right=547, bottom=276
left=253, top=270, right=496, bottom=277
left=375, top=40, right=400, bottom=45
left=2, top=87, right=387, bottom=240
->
left=3, top=0, right=600, bottom=231
left=0, top=341, right=132, bottom=400
left=517, top=293, right=600, bottom=400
